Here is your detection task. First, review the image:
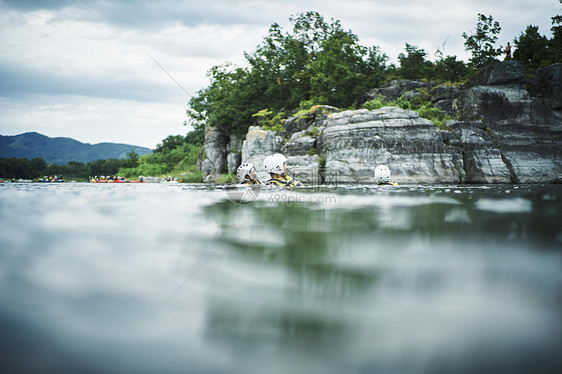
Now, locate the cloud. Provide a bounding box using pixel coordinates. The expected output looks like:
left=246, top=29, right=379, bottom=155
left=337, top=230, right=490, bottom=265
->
left=0, top=62, right=189, bottom=102
left=2, top=0, right=272, bottom=29
left=0, top=0, right=79, bottom=11
left=0, top=95, right=189, bottom=148
left=0, top=0, right=560, bottom=149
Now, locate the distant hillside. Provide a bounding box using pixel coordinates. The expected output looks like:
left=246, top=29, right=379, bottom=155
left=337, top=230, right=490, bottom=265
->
left=0, top=132, right=152, bottom=165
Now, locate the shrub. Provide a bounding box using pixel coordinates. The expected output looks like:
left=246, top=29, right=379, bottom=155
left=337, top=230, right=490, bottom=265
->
left=179, top=170, right=203, bottom=183
left=362, top=95, right=389, bottom=110
left=362, top=92, right=453, bottom=130
left=252, top=109, right=285, bottom=132
left=215, top=173, right=237, bottom=184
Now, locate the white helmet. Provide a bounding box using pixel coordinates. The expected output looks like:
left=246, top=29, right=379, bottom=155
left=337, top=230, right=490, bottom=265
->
left=263, top=153, right=287, bottom=175
left=236, top=162, right=255, bottom=182
left=375, top=164, right=391, bottom=183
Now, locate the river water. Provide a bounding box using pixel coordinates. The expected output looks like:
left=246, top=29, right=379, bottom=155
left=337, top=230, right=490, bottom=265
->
left=0, top=182, right=560, bottom=374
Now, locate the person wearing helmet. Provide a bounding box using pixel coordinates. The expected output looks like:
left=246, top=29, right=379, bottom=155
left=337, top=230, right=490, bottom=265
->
left=375, top=164, right=398, bottom=185
left=263, top=153, right=303, bottom=187
left=237, top=162, right=261, bottom=185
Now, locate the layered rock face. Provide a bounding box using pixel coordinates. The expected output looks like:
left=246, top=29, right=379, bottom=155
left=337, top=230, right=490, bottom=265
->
left=320, top=107, right=463, bottom=183
left=456, top=61, right=562, bottom=183
left=199, top=62, right=562, bottom=184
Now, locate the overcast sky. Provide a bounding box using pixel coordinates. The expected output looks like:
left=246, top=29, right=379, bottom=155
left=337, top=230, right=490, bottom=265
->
left=1, top=0, right=560, bottom=149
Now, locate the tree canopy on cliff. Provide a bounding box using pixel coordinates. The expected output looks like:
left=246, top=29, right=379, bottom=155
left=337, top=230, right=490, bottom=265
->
left=462, top=14, right=503, bottom=69
left=187, top=9, right=561, bottom=138
left=513, top=0, right=562, bottom=72
left=187, top=12, right=389, bottom=135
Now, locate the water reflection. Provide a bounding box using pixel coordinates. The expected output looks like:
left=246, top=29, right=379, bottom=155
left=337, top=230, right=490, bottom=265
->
left=0, top=183, right=560, bottom=373
left=201, top=186, right=562, bottom=373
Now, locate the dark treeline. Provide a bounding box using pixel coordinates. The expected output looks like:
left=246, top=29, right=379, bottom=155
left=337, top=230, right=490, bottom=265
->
left=0, top=157, right=127, bottom=180
left=187, top=8, right=562, bottom=137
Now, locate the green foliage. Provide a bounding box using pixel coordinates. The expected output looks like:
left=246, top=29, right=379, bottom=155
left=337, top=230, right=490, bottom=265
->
left=179, top=170, right=203, bottom=183
left=551, top=1, right=562, bottom=60
left=117, top=131, right=203, bottom=179
left=513, top=25, right=549, bottom=72
left=182, top=9, right=562, bottom=161
left=307, top=126, right=322, bottom=138
left=318, top=154, right=327, bottom=168
left=0, top=130, right=205, bottom=181
left=187, top=11, right=390, bottom=136
left=188, top=63, right=257, bottom=135
left=306, top=24, right=388, bottom=107
left=0, top=157, right=127, bottom=180
left=252, top=109, right=285, bottom=132
left=306, top=148, right=318, bottom=156
left=362, top=92, right=452, bottom=130
left=513, top=23, right=561, bottom=74
left=395, top=95, right=413, bottom=110
left=87, top=158, right=126, bottom=176
left=215, top=173, right=237, bottom=184
left=154, top=135, right=185, bottom=154
left=362, top=94, right=389, bottom=110
left=119, top=162, right=168, bottom=179
left=417, top=103, right=451, bottom=130
left=398, top=43, right=434, bottom=80
left=462, top=13, right=503, bottom=69
left=184, top=127, right=204, bottom=146
left=122, top=150, right=139, bottom=168
left=299, top=99, right=316, bottom=111
left=293, top=108, right=312, bottom=118
left=434, top=56, right=471, bottom=82
left=0, top=157, right=47, bottom=179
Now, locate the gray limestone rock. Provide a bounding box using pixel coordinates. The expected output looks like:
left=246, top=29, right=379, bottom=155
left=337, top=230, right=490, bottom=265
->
left=282, top=131, right=316, bottom=156
left=241, top=126, right=283, bottom=182
left=200, top=62, right=562, bottom=184
left=321, top=107, right=463, bottom=183
left=200, top=125, right=227, bottom=182
left=467, top=60, right=527, bottom=87
left=530, top=63, right=562, bottom=111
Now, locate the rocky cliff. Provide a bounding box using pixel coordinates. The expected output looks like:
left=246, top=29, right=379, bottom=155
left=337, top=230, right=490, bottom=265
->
left=199, top=62, right=562, bottom=184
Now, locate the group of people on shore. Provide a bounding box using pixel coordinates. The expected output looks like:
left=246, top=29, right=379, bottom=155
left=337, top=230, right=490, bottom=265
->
left=236, top=153, right=395, bottom=188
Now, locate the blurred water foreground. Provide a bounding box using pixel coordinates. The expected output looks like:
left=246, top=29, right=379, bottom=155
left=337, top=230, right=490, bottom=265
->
left=0, top=183, right=560, bottom=374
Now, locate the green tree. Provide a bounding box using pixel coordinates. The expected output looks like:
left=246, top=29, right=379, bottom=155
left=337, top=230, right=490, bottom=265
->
left=154, top=135, right=184, bottom=154
left=307, top=21, right=388, bottom=107
left=513, top=25, right=550, bottom=71
left=184, top=128, right=204, bottom=146
left=549, top=1, right=562, bottom=64
left=187, top=12, right=390, bottom=136
left=434, top=55, right=470, bottom=82
left=30, top=158, right=47, bottom=176
left=63, top=161, right=88, bottom=177
left=0, top=158, right=33, bottom=179
left=188, top=62, right=257, bottom=135
left=463, top=13, right=502, bottom=69
left=87, top=159, right=123, bottom=176
left=397, top=43, right=435, bottom=80
left=122, top=150, right=140, bottom=168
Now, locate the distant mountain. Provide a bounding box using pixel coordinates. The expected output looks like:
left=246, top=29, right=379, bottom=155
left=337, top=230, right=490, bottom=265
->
left=0, top=132, right=152, bottom=165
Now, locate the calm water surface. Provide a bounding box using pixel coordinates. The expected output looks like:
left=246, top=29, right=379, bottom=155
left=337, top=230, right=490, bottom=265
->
left=0, top=183, right=560, bottom=373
